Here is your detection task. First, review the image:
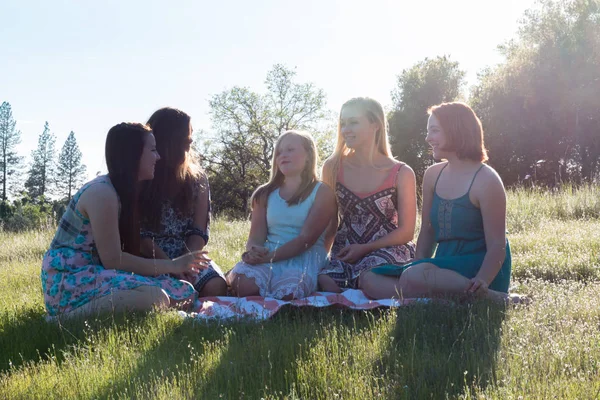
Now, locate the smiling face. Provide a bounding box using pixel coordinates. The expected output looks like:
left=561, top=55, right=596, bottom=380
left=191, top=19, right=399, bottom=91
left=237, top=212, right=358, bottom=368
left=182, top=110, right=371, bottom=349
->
left=340, top=104, right=378, bottom=150
left=426, top=114, right=452, bottom=160
left=138, top=133, right=161, bottom=181
left=275, top=134, right=308, bottom=178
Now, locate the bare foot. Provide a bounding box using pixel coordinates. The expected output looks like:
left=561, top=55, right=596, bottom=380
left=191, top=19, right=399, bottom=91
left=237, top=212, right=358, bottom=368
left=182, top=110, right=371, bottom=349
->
left=506, top=293, right=531, bottom=306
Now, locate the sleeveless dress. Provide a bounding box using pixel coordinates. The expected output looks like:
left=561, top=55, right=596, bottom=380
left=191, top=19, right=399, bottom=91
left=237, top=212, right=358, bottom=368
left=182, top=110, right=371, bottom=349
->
left=227, top=183, right=328, bottom=299
left=319, top=162, right=416, bottom=289
left=41, top=175, right=196, bottom=316
left=140, top=176, right=225, bottom=293
left=372, top=163, right=512, bottom=293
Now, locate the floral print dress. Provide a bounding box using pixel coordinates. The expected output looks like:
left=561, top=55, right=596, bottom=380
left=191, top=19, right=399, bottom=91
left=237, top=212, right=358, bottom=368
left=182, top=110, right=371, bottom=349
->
left=41, top=175, right=196, bottom=316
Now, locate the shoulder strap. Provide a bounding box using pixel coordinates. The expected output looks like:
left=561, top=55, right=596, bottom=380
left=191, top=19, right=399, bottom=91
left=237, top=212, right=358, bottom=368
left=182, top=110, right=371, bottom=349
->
left=433, top=163, right=449, bottom=192
left=467, top=164, right=486, bottom=193
left=337, top=161, right=344, bottom=185
left=390, top=162, right=405, bottom=189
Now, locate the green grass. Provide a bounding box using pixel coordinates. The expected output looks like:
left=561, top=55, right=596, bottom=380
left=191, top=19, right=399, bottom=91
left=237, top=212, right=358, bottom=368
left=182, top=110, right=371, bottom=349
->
left=1, top=187, right=600, bottom=399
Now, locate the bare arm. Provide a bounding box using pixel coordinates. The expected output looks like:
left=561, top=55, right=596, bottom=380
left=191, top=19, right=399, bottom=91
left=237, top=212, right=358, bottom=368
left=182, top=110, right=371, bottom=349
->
left=472, top=168, right=507, bottom=285
left=267, top=184, right=337, bottom=263
left=79, top=184, right=208, bottom=276
left=414, top=164, right=441, bottom=259
left=361, top=165, right=417, bottom=252
left=185, top=175, right=210, bottom=252
left=246, top=196, right=269, bottom=251
left=140, top=237, right=170, bottom=260
left=321, top=159, right=338, bottom=252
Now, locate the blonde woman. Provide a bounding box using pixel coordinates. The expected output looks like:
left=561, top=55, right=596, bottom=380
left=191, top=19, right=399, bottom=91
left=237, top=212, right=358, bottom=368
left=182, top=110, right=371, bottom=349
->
left=227, top=130, right=337, bottom=300
left=318, top=97, right=417, bottom=293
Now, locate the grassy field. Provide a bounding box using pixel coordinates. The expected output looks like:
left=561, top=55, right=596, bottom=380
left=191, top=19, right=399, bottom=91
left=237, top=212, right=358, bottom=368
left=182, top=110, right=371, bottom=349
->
left=1, top=187, right=599, bottom=399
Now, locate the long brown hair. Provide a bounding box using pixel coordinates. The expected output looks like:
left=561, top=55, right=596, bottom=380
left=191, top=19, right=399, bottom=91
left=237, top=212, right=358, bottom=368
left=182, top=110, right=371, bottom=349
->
left=323, top=97, right=393, bottom=190
left=105, top=122, right=152, bottom=255
left=140, top=107, right=202, bottom=229
left=251, top=130, right=319, bottom=207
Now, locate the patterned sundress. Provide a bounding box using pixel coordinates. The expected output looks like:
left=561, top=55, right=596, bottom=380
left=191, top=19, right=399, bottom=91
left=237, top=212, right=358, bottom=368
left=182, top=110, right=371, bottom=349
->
left=319, top=162, right=416, bottom=289
left=140, top=176, right=225, bottom=292
left=41, top=175, right=196, bottom=316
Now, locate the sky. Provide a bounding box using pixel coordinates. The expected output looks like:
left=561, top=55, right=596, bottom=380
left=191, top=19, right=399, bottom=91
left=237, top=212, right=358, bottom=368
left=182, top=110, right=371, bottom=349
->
left=1, top=0, right=537, bottom=180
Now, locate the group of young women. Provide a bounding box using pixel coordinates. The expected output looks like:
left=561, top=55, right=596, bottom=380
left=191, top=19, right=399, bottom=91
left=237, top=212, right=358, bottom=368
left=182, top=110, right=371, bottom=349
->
left=41, top=98, right=514, bottom=318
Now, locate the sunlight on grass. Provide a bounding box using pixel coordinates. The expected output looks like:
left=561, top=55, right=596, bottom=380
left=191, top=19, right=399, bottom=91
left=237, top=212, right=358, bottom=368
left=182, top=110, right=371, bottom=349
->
left=1, top=188, right=600, bottom=398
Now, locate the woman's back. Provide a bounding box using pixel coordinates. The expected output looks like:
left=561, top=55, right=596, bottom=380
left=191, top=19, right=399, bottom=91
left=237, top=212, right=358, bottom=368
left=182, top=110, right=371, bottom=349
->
left=49, top=175, right=113, bottom=258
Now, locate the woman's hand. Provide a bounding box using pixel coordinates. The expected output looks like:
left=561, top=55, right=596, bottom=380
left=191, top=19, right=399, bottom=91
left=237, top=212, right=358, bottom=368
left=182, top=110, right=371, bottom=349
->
left=466, top=277, right=489, bottom=295
left=242, top=246, right=270, bottom=265
left=171, top=250, right=211, bottom=275
left=337, top=244, right=370, bottom=264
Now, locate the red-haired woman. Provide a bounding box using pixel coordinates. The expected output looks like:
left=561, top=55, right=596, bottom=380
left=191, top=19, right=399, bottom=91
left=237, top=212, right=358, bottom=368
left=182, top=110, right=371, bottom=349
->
left=365, top=102, right=513, bottom=302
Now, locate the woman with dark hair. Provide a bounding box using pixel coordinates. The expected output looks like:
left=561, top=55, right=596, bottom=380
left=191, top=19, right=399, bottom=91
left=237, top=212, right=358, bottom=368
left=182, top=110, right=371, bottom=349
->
left=365, top=102, right=513, bottom=302
left=41, top=122, right=207, bottom=318
left=139, top=108, right=227, bottom=297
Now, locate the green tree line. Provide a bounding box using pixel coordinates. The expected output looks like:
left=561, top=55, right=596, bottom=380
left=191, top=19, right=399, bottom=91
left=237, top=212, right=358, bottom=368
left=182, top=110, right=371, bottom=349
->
left=2, top=0, right=598, bottom=223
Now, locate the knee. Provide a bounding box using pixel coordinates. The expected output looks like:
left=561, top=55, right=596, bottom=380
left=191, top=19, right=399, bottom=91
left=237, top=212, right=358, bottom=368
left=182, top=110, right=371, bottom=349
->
left=358, top=271, right=377, bottom=295
left=198, top=277, right=228, bottom=297
left=402, top=264, right=438, bottom=289
left=137, top=285, right=170, bottom=310
left=229, top=275, right=259, bottom=297
left=318, top=274, right=341, bottom=292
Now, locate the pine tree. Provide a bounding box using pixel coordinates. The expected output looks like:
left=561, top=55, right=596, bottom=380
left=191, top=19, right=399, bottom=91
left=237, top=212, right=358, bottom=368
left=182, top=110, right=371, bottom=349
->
left=0, top=101, right=23, bottom=202
left=25, top=122, right=56, bottom=200
left=55, top=131, right=87, bottom=200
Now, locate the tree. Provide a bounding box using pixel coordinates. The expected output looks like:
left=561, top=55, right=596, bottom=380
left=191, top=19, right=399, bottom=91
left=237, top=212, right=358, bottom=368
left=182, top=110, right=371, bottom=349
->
left=55, top=131, right=87, bottom=201
left=0, top=101, right=23, bottom=203
left=203, top=64, right=331, bottom=215
left=388, top=56, right=466, bottom=186
left=25, top=122, right=56, bottom=200
left=471, top=0, right=600, bottom=186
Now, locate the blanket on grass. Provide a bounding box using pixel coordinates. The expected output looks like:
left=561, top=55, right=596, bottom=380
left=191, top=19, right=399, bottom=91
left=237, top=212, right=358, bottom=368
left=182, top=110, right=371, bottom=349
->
left=183, top=289, right=428, bottom=321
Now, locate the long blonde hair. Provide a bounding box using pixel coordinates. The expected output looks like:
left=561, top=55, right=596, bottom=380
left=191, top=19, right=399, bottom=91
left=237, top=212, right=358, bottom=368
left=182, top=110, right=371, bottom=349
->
left=251, top=130, right=319, bottom=207
left=323, top=97, right=393, bottom=189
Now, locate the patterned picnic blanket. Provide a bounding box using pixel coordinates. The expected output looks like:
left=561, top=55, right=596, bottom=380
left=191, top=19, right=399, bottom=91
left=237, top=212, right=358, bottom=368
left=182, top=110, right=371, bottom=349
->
left=183, top=289, right=427, bottom=321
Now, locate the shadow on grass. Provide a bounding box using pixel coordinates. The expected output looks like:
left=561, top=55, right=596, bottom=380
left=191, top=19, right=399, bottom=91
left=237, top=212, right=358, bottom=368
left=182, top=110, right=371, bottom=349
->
left=194, top=306, right=394, bottom=399
left=0, top=308, right=86, bottom=372
left=375, top=300, right=507, bottom=399
left=1, top=301, right=506, bottom=399
left=91, top=305, right=388, bottom=399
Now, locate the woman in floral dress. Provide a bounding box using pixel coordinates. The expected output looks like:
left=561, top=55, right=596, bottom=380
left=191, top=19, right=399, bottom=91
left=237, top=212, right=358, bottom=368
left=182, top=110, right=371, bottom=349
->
left=41, top=122, right=208, bottom=318
left=139, top=107, right=227, bottom=297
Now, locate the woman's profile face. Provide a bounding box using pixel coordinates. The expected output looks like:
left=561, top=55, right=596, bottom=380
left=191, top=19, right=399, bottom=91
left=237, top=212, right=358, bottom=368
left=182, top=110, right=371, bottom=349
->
left=138, top=133, right=161, bottom=181
left=426, top=114, right=450, bottom=159
left=340, top=105, right=377, bottom=150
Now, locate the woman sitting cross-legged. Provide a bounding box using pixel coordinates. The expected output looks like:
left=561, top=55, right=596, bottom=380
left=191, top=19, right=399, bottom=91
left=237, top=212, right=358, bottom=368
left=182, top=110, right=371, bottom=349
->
left=41, top=122, right=208, bottom=318
left=364, top=102, right=514, bottom=303
left=139, top=107, right=227, bottom=297
left=227, top=130, right=337, bottom=300
left=317, top=97, right=417, bottom=293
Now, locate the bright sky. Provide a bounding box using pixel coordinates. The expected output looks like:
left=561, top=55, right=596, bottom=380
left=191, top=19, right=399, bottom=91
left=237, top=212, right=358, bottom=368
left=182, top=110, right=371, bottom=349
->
left=1, top=0, right=536, bottom=180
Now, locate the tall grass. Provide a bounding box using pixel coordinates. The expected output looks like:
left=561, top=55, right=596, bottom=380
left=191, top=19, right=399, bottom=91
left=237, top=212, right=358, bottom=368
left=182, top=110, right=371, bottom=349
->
left=507, top=184, right=600, bottom=233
